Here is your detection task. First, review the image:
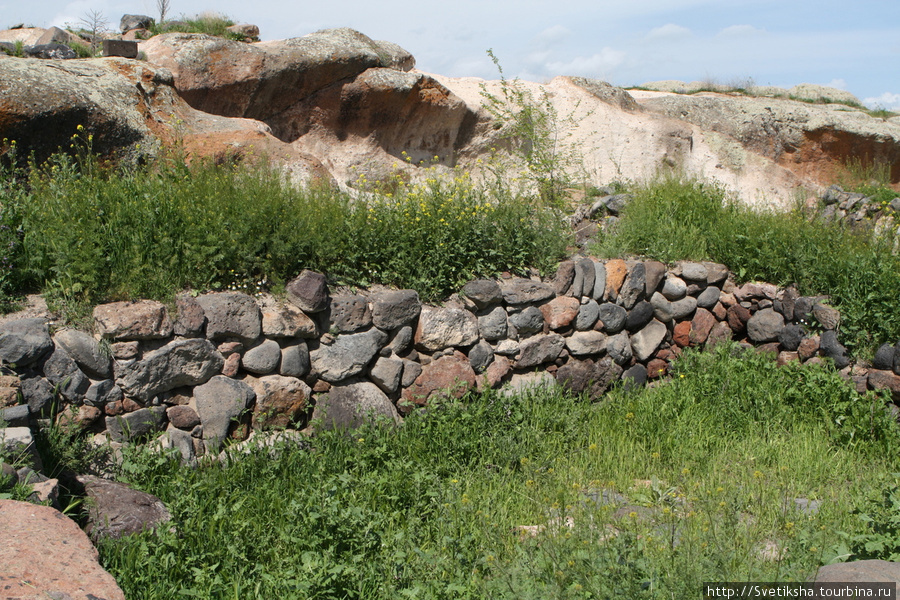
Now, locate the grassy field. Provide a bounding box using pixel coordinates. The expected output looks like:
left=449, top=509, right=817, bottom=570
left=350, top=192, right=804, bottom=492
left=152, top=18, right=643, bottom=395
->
left=86, top=344, right=900, bottom=599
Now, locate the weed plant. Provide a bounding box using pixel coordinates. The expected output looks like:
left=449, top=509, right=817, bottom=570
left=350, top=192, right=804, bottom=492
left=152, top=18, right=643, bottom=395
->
left=97, top=344, right=899, bottom=598
left=595, top=174, right=900, bottom=351
left=0, top=140, right=567, bottom=313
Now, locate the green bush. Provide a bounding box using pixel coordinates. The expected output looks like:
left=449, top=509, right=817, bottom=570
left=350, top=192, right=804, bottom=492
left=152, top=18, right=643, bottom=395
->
left=595, top=174, right=900, bottom=351
left=5, top=144, right=568, bottom=311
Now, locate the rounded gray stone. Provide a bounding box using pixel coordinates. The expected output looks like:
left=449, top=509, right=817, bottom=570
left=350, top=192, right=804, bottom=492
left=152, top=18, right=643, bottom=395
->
left=477, top=306, right=509, bottom=341
left=279, top=342, right=310, bottom=378
left=746, top=308, right=785, bottom=343
left=575, top=299, right=600, bottom=330
left=597, top=303, right=627, bottom=334
left=242, top=339, right=282, bottom=375
left=508, top=306, right=544, bottom=336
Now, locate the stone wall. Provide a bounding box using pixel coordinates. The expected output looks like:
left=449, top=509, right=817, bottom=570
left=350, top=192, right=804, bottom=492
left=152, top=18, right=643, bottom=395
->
left=3, top=259, right=900, bottom=463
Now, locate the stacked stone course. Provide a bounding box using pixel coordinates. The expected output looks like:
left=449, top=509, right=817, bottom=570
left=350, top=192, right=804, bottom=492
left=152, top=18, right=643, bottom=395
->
left=2, top=258, right=895, bottom=461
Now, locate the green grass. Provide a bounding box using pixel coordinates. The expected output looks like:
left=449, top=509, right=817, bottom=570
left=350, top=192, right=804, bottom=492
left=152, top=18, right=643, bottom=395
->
left=594, top=174, right=900, bottom=351
left=0, top=142, right=568, bottom=314
left=150, top=13, right=242, bottom=40
left=93, top=344, right=899, bottom=598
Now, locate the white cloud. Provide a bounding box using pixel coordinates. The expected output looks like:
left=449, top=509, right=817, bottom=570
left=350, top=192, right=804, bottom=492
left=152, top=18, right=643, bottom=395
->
left=535, top=24, right=572, bottom=46
left=717, top=24, right=765, bottom=37
left=646, top=23, right=691, bottom=40
left=863, top=92, right=900, bottom=110
left=824, top=78, right=847, bottom=90
left=545, top=48, right=627, bottom=77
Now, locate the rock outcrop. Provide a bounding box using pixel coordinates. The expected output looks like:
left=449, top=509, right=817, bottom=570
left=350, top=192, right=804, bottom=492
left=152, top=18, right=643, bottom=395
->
left=2, top=25, right=897, bottom=204
left=0, top=499, right=126, bottom=600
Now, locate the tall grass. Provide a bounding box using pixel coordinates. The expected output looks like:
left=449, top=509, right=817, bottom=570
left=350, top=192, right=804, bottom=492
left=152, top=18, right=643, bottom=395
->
left=1, top=145, right=568, bottom=312
left=97, top=344, right=899, bottom=598
left=595, top=175, right=900, bottom=351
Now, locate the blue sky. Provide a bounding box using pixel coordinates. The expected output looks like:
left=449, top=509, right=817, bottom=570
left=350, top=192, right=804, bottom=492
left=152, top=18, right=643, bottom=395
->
left=4, top=0, right=899, bottom=109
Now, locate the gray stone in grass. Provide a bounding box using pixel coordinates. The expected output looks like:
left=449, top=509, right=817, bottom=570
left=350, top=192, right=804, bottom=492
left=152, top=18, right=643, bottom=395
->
left=314, top=381, right=400, bottom=431
left=820, top=330, right=850, bottom=369
left=105, top=407, right=167, bottom=443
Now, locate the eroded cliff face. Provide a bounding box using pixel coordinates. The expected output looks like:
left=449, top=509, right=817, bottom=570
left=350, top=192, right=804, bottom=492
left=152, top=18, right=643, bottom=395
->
left=2, top=26, right=898, bottom=207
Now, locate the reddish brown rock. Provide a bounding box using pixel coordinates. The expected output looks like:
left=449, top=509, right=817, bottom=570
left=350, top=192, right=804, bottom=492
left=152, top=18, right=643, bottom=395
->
left=689, top=308, right=717, bottom=346
left=56, top=405, right=102, bottom=431
left=222, top=353, right=242, bottom=377
left=218, top=341, right=244, bottom=357
left=672, top=321, right=692, bottom=348
left=711, top=302, right=728, bottom=320
left=706, top=321, right=733, bottom=348
left=104, top=400, right=124, bottom=416
left=726, top=303, right=751, bottom=334
left=539, top=296, right=581, bottom=330
left=166, top=405, right=201, bottom=430
left=798, top=335, right=820, bottom=361
left=401, top=352, right=476, bottom=406
left=868, top=370, right=900, bottom=402
left=245, top=374, right=311, bottom=430
left=0, top=386, right=18, bottom=408
left=604, top=259, right=627, bottom=301
left=0, top=499, right=126, bottom=600
left=647, top=358, right=668, bottom=379
left=122, top=398, right=143, bottom=412
left=479, top=355, right=512, bottom=390
left=777, top=351, right=799, bottom=366
left=94, top=300, right=174, bottom=340
left=756, top=342, right=781, bottom=356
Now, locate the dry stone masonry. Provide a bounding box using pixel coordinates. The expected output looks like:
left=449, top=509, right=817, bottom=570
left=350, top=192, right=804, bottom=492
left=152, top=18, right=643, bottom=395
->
left=4, top=258, right=899, bottom=464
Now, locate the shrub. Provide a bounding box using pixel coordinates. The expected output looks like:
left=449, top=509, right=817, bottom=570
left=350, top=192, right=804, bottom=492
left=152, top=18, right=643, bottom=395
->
left=9, top=144, right=568, bottom=312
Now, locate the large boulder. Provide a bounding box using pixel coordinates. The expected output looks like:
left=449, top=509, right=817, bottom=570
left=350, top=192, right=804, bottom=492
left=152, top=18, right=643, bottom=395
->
left=140, top=28, right=412, bottom=123
left=0, top=499, right=126, bottom=599
left=0, top=55, right=327, bottom=180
